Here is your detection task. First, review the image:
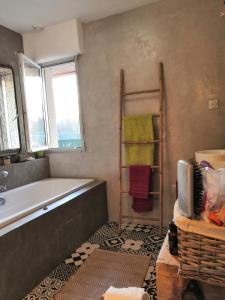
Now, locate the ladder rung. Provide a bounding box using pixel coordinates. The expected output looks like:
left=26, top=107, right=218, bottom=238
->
left=121, top=191, right=160, bottom=195
left=122, top=140, right=160, bottom=144
left=121, top=215, right=160, bottom=221
left=122, top=114, right=160, bottom=117
left=121, top=165, right=160, bottom=169
left=123, top=89, right=160, bottom=96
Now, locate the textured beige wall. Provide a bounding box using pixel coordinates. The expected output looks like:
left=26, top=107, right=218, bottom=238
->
left=49, top=0, right=225, bottom=224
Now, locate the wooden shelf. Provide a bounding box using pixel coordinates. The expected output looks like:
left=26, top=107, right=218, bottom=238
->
left=121, top=191, right=160, bottom=195
left=122, top=88, right=160, bottom=96
left=122, top=215, right=160, bottom=222
left=121, top=165, right=160, bottom=169
left=122, top=140, right=160, bottom=144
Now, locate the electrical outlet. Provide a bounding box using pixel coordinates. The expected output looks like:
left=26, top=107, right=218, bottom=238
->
left=208, top=99, right=219, bottom=110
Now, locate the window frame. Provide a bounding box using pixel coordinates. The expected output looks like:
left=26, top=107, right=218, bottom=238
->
left=19, top=54, right=85, bottom=153
left=43, top=57, right=85, bottom=153
left=0, top=64, right=21, bottom=156
left=18, top=53, right=49, bottom=152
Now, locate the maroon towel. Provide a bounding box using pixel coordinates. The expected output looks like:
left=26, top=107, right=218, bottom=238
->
left=129, top=165, right=150, bottom=198
left=132, top=198, right=153, bottom=213
left=129, top=165, right=153, bottom=212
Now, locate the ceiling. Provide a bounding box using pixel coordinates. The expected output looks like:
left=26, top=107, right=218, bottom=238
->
left=0, top=0, right=159, bottom=34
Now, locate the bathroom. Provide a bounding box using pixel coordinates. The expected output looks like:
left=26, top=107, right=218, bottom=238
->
left=0, top=0, right=225, bottom=299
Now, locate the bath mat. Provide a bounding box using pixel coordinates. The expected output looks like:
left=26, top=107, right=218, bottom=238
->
left=54, top=249, right=151, bottom=300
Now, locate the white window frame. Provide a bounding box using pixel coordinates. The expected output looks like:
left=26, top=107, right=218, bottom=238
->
left=18, top=53, right=49, bottom=152
left=18, top=54, right=85, bottom=153
left=43, top=58, right=85, bottom=152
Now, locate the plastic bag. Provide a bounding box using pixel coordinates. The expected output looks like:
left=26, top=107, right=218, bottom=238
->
left=204, top=167, right=225, bottom=211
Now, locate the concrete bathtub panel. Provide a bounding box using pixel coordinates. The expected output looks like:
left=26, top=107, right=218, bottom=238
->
left=0, top=180, right=108, bottom=300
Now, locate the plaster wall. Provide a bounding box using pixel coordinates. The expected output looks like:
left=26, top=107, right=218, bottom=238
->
left=49, top=0, right=225, bottom=224
left=0, top=158, right=50, bottom=190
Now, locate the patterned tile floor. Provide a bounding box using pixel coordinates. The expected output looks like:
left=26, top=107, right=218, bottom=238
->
left=24, top=222, right=167, bottom=300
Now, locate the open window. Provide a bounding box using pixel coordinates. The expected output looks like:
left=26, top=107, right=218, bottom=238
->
left=18, top=54, right=84, bottom=152
left=0, top=65, right=21, bottom=155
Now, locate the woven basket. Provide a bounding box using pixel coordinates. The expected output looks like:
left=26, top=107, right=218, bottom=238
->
left=178, top=228, right=225, bottom=287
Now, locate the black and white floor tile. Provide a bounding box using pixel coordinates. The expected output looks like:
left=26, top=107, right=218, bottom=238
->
left=24, top=222, right=167, bottom=300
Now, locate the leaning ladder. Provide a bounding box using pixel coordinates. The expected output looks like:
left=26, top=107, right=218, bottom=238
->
left=119, top=62, right=164, bottom=236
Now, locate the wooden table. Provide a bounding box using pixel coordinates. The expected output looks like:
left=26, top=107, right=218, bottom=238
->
left=156, top=235, right=225, bottom=300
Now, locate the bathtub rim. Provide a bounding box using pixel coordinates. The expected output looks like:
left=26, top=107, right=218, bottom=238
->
left=0, top=179, right=104, bottom=237
left=0, top=178, right=95, bottom=230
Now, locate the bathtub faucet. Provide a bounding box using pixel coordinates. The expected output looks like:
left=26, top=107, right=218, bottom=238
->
left=0, top=171, right=8, bottom=206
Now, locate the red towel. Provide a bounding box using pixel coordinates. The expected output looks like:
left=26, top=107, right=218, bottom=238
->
left=129, top=165, right=153, bottom=212
left=132, top=198, right=153, bottom=213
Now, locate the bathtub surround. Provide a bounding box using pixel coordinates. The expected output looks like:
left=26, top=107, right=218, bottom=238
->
left=0, top=180, right=107, bottom=300
left=0, top=178, right=94, bottom=228
left=0, top=157, right=50, bottom=190
left=48, top=0, right=225, bottom=224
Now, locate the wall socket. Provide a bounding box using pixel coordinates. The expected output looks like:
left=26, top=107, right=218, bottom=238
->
left=208, top=99, right=219, bottom=110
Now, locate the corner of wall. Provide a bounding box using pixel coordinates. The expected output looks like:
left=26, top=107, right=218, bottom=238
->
left=76, top=20, right=84, bottom=54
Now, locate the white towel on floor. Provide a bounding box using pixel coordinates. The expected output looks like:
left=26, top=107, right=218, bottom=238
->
left=103, top=287, right=150, bottom=300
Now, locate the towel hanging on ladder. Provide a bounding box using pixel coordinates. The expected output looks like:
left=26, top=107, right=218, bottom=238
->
left=129, top=165, right=153, bottom=212
left=123, top=114, right=154, bottom=166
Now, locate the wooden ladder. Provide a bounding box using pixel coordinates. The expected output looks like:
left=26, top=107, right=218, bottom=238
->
left=119, top=62, right=164, bottom=236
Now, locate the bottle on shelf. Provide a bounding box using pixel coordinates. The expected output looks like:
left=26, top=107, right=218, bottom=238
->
left=168, top=221, right=178, bottom=255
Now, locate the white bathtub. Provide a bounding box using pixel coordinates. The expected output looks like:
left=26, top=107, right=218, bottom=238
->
left=0, top=178, right=94, bottom=229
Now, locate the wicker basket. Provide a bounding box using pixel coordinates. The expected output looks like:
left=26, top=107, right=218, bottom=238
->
left=178, top=228, right=225, bottom=287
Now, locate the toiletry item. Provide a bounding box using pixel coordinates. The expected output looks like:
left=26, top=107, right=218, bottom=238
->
left=15, top=154, right=26, bottom=163
left=208, top=211, right=223, bottom=226
left=182, top=280, right=204, bottom=300
left=3, top=156, right=11, bottom=166
left=199, top=160, right=214, bottom=169
left=177, top=160, right=204, bottom=219
left=36, top=150, right=45, bottom=159
left=217, top=203, right=225, bottom=224
left=168, top=221, right=178, bottom=255
left=26, top=156, right=35, bottom=161
left=192, top=162, right=205, bottom=216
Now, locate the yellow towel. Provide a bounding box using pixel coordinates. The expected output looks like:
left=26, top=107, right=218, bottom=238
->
left=123, top=114, right=154, bottom=165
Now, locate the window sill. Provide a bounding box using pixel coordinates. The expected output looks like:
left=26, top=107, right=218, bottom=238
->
left=46, top=147, right=84, bottom=154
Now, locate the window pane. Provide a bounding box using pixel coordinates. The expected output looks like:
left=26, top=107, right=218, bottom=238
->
left=20, top=54, right=48, bottom=151
left=44, top=62, right=82, bottom=149
left=0, top=67, right=20, bottom=152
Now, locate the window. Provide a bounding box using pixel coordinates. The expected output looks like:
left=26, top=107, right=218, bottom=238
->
left=44, top=62, right=82, bottom=149
left=19, top=54, right=83, bottom=152
left=19, top=55, right=48, bottom=152
left=0, top=66, right=20, bottom=153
